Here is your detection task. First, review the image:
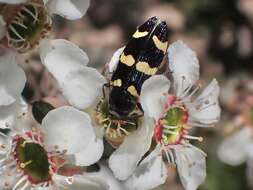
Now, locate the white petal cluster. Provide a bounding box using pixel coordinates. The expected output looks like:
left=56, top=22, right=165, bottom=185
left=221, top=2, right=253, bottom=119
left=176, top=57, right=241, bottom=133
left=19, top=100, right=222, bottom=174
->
left=0, top=2, right=123, bottom=189
left=0, top=53, right=110, bottom=190
left=40, top=38, right=221, bottom=190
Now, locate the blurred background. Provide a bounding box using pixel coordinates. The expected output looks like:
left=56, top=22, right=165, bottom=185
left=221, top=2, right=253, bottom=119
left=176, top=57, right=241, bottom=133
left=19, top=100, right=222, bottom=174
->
left=21, top=0, right=253, bottom=189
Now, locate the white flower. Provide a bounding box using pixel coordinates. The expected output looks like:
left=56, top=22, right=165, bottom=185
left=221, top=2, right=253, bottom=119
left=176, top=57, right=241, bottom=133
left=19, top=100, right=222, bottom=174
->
left=0, top=106, right=105, bottom=189
left=0, top=0, right=90, bottom=53
left=218, top=127, right=253, bottom=166
left=40, top=39, right=156, bottom=188
left=218, top=126, right=253, bottom=188
left=40, top=38, right=147, bottom=153
left=0, top=53, right=30, bottom=133
left=0, top=0, right=26, bottom=4
left=109, top=41, right=221, bottom=190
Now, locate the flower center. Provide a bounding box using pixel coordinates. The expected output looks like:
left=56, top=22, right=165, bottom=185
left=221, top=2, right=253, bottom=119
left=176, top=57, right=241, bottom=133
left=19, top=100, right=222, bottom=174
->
left=155, top=106, right=188, bottom=145
left=1, top=0, right=51, bottom=53
left=95, top=98, right=142, bottom=145
left=13, top=135, right=52, bottom=184
left=155, top=94, right=204, bottom=147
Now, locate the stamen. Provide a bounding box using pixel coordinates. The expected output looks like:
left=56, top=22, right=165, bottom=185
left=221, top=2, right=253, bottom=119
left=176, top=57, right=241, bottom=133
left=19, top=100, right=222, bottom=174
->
left=105, top=120, right=112, bottom=135
left=13, top=176, right=27, bottom=190
left=31, top=127, right=38, bottom=132
left=117, top=125, right=131, bottom=135
left=9, top=25, right=26, bottom=41
left=180, top=76, right=186, bottom=93
left=183, top=135, right=203, bottom=142
left=17, top=12, right=25, bottom=19
left=161, top=143, right=171, bottom=164
left=21, top=141, right=27, bottom=148
left=100, top=118, right=110, bottom=122
left=11, top=20, right=28, bottom=29
left=168, top=149, right=175, bottom=164
left=163, top=129, right=179, bottom=135
left=177, top=76, right=192, bottom=98
left=163, top=125, right=178, bottom=129
left=161, top=143, right=175, bottom=164
left=7, top=38, right=26, bottom=43
left=20, top=160, right=33, bottom=169
left=22, top=6, right=38, bottom=22
left=182, top=85, right=200, bottom=100
left=19, top=181, right=29, bottom=190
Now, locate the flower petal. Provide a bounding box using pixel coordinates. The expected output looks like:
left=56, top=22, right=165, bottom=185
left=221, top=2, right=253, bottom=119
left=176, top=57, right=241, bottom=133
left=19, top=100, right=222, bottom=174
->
left=0, top=16, right=6, bottom=40
left=0, top=0, right=26, bottom=3
left=0, top=97, right=28, bottom=130
left=109, top=117, right=153, bottom=180
left=62, top=67, right=106, bottom=109
left=87, top=165, right=124, bottom=190
left=46, top=0, right=90, bottom=20
left=187, top=79, right=221, bottom=126
left=140, top=75, right=170, bottom=120
left=218, top=127, right=253, bottom=166
left=168, top=40, right=199, bottom=97
left=0, top=173, right=18, bottom=189
left=41, top=106, right=98, bottom=156
left=53, top=174, right=109, bottom=190
left=39, top=39, right=89, bottom=85
left=174, top=145, right=206, bottom=190
left=0, top=54, right=26, bottom=106
left=124, top=146, right=167, bottom=190
left=43, top=0, right=49, bottom=4
left=74, top=136, right=103, bottom=166
left=0, top=132, right=10, bottom=155
left=108, top=47, right=124, bottom=73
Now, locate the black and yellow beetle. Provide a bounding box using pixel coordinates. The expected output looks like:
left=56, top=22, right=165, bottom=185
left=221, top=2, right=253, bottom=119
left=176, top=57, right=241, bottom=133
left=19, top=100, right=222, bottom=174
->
left=108, top=16, right=170, bottom=118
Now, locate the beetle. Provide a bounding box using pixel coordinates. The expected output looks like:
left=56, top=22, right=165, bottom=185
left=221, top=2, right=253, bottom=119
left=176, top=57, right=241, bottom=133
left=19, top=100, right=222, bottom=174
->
left=108, top=16, right=170, bottom=118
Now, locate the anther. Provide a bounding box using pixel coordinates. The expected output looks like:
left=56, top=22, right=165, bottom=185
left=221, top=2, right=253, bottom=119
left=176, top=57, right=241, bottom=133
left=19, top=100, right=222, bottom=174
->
left=31, top=127, right=37, bottom=132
